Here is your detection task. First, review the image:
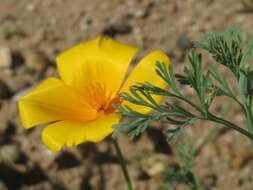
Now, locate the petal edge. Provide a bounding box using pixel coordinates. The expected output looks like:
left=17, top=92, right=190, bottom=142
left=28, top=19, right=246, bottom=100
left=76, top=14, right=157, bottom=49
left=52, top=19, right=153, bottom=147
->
left=121, top=50, right=170, bottom=113
left=42, top=114, right=121, bottom=152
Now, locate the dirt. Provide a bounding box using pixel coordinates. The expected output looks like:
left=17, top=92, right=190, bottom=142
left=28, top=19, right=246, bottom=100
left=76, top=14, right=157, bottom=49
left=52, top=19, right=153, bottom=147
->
left=1, top=0, right=253, bottom=189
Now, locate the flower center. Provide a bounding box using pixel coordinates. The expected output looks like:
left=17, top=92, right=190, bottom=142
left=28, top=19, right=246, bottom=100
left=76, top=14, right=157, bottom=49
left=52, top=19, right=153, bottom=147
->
left=100, top=96, right=122, bottom=114
left=85, top=83, right=122, bottom=115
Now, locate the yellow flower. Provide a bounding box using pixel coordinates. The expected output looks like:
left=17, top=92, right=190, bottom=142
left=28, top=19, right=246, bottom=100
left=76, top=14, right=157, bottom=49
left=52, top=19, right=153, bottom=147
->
left=18, top=36, right=170, bottom=152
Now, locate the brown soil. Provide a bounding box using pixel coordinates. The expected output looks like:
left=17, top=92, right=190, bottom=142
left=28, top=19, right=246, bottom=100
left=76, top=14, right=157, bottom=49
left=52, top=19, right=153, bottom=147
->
left=1, top=0, right=253, bottom=189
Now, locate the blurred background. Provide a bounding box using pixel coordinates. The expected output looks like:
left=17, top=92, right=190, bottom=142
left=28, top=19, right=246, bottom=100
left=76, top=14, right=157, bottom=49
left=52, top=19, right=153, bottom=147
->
left=1, top=0, right=253, bottom=189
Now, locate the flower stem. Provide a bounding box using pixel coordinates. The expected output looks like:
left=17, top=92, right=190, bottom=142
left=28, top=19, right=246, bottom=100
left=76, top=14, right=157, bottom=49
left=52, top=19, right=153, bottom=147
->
left=239, top=92, right=253, bottom=152
left=112, top=138, right=133, bottom=190
left=207, top=113, right=253, bottom=140
left=189, top=171, right=204, bottom=190
left=243, top=104, right=253, bottom=152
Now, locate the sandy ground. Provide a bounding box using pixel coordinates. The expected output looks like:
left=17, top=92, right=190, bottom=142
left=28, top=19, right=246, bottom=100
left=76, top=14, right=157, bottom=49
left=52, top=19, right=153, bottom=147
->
left=1, top=0, right=253, bottom=189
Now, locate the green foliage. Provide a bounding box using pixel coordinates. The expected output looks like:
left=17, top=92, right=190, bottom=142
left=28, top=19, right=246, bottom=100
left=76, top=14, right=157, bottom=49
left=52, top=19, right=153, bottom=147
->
left=112, top=24, right=253, bottom=147
left=111, top=24, right=253, bottom=190
left=241, top=34, right=253, bottom=65
left=0, top=26, right=22, bottom=39
left=159, top=142, right=204, bottom=190
left=239, top=69, right=253, bottom=97
left=195, top=25, right=243, bottom=79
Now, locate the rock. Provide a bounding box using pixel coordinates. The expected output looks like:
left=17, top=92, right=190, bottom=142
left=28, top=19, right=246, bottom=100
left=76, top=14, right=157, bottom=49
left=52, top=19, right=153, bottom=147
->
left=26, top=3, right=36, bottom=12
left=5, top=75, right=31, bottom=94
left=0, top=144, right=20, bottom=163
left=24, top=50, right=47, bottom=72
left=132, top=8, right=149, bottom=18
left=0, top=46, right=12, bottom=68
left=103, top=22, right=132, bottom=37
left=80, top=18, right=92, bottom=31
left=177, top=35, right=194, bottom=51
left=141, top=153, right=167, bottom=176
left=0, top=80, right=12, bottom=99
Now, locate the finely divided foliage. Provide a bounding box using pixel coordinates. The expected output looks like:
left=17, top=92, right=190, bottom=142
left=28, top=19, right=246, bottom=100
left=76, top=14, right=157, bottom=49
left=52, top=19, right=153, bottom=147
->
left=159, top=142, right=204, bottom=190
left=113, top=25, right=253, bottom=189
left=113, top=25, right=253, bottom=147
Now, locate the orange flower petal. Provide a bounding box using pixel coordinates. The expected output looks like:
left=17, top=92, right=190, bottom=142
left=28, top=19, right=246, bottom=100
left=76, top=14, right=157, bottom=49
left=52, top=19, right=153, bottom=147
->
left=56, top=36, right=139, bottom=95
left=121, top=50, right=170, bottom=113
left=19, top=78, right=98, bottom=128
left=42, top=114, right=121, bottom=152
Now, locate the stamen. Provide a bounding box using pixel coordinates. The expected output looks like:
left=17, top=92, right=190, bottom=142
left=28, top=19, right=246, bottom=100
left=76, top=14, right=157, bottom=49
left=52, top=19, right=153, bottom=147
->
left=85, top=82, right=122, bottom=114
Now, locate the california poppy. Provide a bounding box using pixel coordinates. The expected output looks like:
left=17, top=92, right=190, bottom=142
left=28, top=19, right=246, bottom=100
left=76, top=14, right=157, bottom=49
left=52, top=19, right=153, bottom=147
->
left=18, top=36, right=170, bottom=151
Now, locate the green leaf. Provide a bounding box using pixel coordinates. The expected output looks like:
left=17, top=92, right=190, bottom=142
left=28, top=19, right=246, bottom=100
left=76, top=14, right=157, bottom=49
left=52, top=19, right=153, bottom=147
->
left=112, top=118, right=147, bottom=137
left=195, top=25, right=243, bottom=79
left=241, top=34, right=253, bottom=65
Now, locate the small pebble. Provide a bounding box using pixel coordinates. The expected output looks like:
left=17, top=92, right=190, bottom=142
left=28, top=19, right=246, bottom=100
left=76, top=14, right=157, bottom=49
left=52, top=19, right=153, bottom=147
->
left=133, top=8, right=148, bottom=18
left=5, top=75, right=30, bottom=94
left=24, top=50, right=47, bottom=72
left=103, top=22, right=132, bottom=37
left=80, top=18, right=92, bottom=31
left=0, top=46, right=12, bottom=68
left=177, top=35, right=194, bottom=50
left=141, top=153, right=167, bottom=176
left=0, top=144, right=20, bottom=163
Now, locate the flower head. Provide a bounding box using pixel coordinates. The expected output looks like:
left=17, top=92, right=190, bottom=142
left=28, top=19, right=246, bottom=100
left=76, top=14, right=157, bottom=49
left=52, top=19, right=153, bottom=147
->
left=18, top=36, right=170, bottom=151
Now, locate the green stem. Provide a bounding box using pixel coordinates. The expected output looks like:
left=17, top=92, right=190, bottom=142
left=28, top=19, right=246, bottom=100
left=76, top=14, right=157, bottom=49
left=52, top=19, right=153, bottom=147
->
left=239, top=91, right=253, bottom=151
left=189, top=172, right=204, bottom=190
left=112, top=138, right=133, bottom=190
left=167, top=92, right=204, bottom=114
left=243, top=104, right=253, bottom=152
left=207, top=113, right=253, bottom=140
